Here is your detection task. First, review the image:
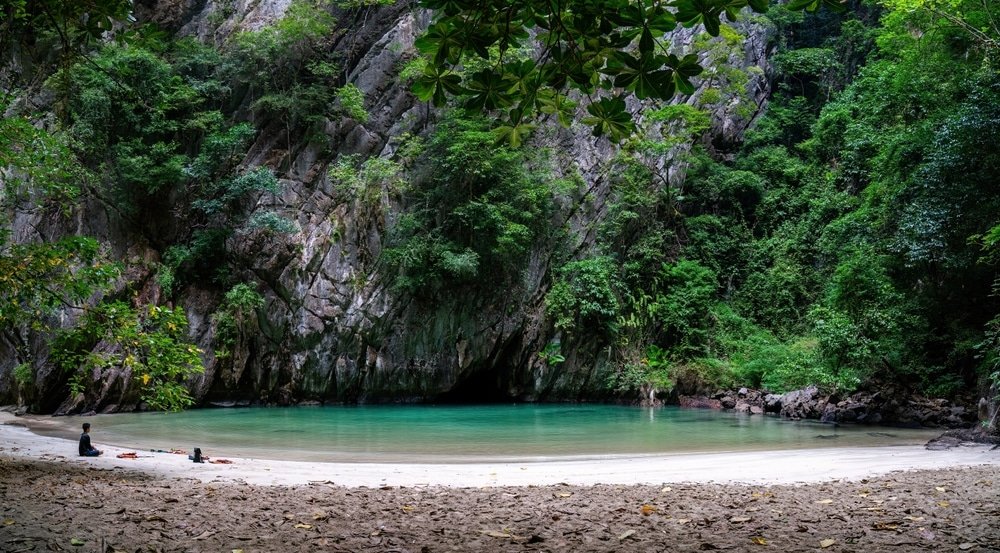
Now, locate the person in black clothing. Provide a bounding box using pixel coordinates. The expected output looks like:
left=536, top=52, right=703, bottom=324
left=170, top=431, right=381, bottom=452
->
left=79, top=422, right=102, bottom=457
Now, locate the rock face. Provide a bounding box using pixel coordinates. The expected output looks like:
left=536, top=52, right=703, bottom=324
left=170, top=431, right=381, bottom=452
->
left=0, top=1, right=774, bottom=412
left=682, top=384, right=979, bottom=429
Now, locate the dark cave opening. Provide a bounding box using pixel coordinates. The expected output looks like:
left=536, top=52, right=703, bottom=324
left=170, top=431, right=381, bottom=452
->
left=435, top=365, right=518, bottom=403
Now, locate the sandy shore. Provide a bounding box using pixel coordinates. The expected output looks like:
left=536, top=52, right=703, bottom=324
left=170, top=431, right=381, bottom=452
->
left=3, top=413, right=1000, bottom=552
left=2, top=412, right=998, bottom=487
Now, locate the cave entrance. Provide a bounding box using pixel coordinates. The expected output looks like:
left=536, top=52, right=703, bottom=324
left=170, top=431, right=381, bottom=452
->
left=436, top=365, right=517, bottom=403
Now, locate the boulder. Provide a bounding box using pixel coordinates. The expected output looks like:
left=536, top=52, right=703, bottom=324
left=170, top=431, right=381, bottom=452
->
left=763, top=394, right=782, bottom=413
left=925, top=435, right=962, bottom=450
left=779, top=385, right=820, bottom=419
left=820, top=402, right=838, bottom=423
left=678, top=396, right=723, bottom=409
left=720, top=396, right=737, bottom=410
left=833, top=401, right=866, bottom=423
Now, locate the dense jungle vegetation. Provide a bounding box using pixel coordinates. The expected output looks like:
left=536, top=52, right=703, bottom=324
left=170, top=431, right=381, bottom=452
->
left=654, top=0, right=1000, bottom=399
left=0, top=0, right=998, bottom=414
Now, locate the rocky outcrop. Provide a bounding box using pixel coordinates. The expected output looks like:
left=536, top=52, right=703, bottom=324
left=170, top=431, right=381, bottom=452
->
left=681, top=385, right=980, bottom=429
left=925, top=428, right=1000, bottom=450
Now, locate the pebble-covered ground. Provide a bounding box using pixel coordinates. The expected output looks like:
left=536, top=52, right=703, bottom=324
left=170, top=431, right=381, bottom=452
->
left=1, top=456, right=998, bottom=552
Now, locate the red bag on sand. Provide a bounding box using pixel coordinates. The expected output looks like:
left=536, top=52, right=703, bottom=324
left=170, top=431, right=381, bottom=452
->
left=116, top=452, right=138, bottom=459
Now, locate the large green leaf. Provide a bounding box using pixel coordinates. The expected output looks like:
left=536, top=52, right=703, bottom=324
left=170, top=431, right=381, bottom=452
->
left=464, top=70, right=516, bottom=111
left=604, top=53, right=680, bottom=100
left=506, top=59, right=539, bottom=95
left=582, top=96, right=636, bottom=140
left=466, top=24, right=502, bottom=59
left=412, top=67, right=463, bottom=106
left=492, top=109, right=536, bottom=147
left=666, top=53, right=703, bottom=95
left=647, top=7, right=679, bottom=33
left=414, top=22, right=464, bottom=65
left=537, top=90, right=578, bottom=127
left=674, top=0, right=725, bottom=36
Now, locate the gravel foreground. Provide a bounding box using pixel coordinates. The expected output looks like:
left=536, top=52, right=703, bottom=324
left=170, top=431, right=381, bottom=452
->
left=1, top=455, right=998, bottom=552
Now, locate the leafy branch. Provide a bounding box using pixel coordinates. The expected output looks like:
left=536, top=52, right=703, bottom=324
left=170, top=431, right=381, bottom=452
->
left=412, top=0, right=830, bottom=143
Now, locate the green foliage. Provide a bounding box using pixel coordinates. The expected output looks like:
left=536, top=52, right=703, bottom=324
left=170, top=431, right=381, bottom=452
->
left=52, top=39, right=278, bottom=239
left=597, top=0, right=1000, bottom=399
left=606, top=344, right=675, bottom=394
left=735, top=337, right=834, bottom=392
left=12, top=363, right=32, bottom=387
left=382, top=229, right=479, bottom=291
left=648, top=104, right=712, bottom=135
left=683, top=214, right=751, bottom=290
left=637, top=104, right=713, bottom=152
left=879, top=0, right=1000, bottom=53
left=537, top=341, right=566, bottom=367
left=336, top=83, right=369, bottom=123
left=188, top=123, right=257, bottom=181
left=689, top=0, right=1000, bottom=397
left=411, top=0, right=828, bottom=143
left=0, top=108, right=122, bottom=334
left=981, top=311, right=1000, bottom=400
left=597, top=156, right=677, bottom=289
left=383, top=115, right=554, bottom=293
left=703, top=305, right=857, bottom=392
left=774, top=47, right=839, bottom=81
left=330, top=154, right=405, bottom=206
left=0, top=235, right=121, bottom=329
left=52, top=302, right=204, bottom=411
left=743, top=96, right=817, bottom=148
left=545, top=257, right=620, bottom=333
left=1, top=0, right=133, bottom=57
left=191, top=167, right=280, bottom=216
left=212, top=284, right=264, bottom=358
left=0, top=112, right=83, bottom=206
left=230, top=0, right=336, bottom=76
left=246, top=211, right=299, bottom=235
left=58, top=42, right=200, bottom=166
left=975, top=225, right=1000, bottom=405
left=689, top=24, right=758, bottom=117
left=651, top=260, right=717, bottom=354
left=51, top=37, right=302, bottom=295
left=228, top=0, right=344, bottom=134
left=736, top=257, right=812, bottom=333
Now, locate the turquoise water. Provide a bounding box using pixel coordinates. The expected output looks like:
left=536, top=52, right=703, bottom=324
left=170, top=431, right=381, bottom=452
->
left=73, top=404, right=940, bottom=462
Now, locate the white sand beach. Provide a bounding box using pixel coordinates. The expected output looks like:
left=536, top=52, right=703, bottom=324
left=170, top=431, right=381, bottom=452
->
left=2, top=412, right=997, bottom=487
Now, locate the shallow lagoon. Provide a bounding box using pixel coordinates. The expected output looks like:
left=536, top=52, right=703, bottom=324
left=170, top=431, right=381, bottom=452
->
left=73, top=404, right=940, bottom=462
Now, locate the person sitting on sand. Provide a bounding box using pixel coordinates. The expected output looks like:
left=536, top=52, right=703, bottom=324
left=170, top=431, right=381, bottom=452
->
left=78, top=422, right=102, bottom=457
left=189, top=447, right=205, bottom=463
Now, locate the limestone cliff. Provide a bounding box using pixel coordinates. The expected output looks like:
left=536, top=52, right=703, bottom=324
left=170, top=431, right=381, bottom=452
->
left=0, top=0, right=773, bottom=412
